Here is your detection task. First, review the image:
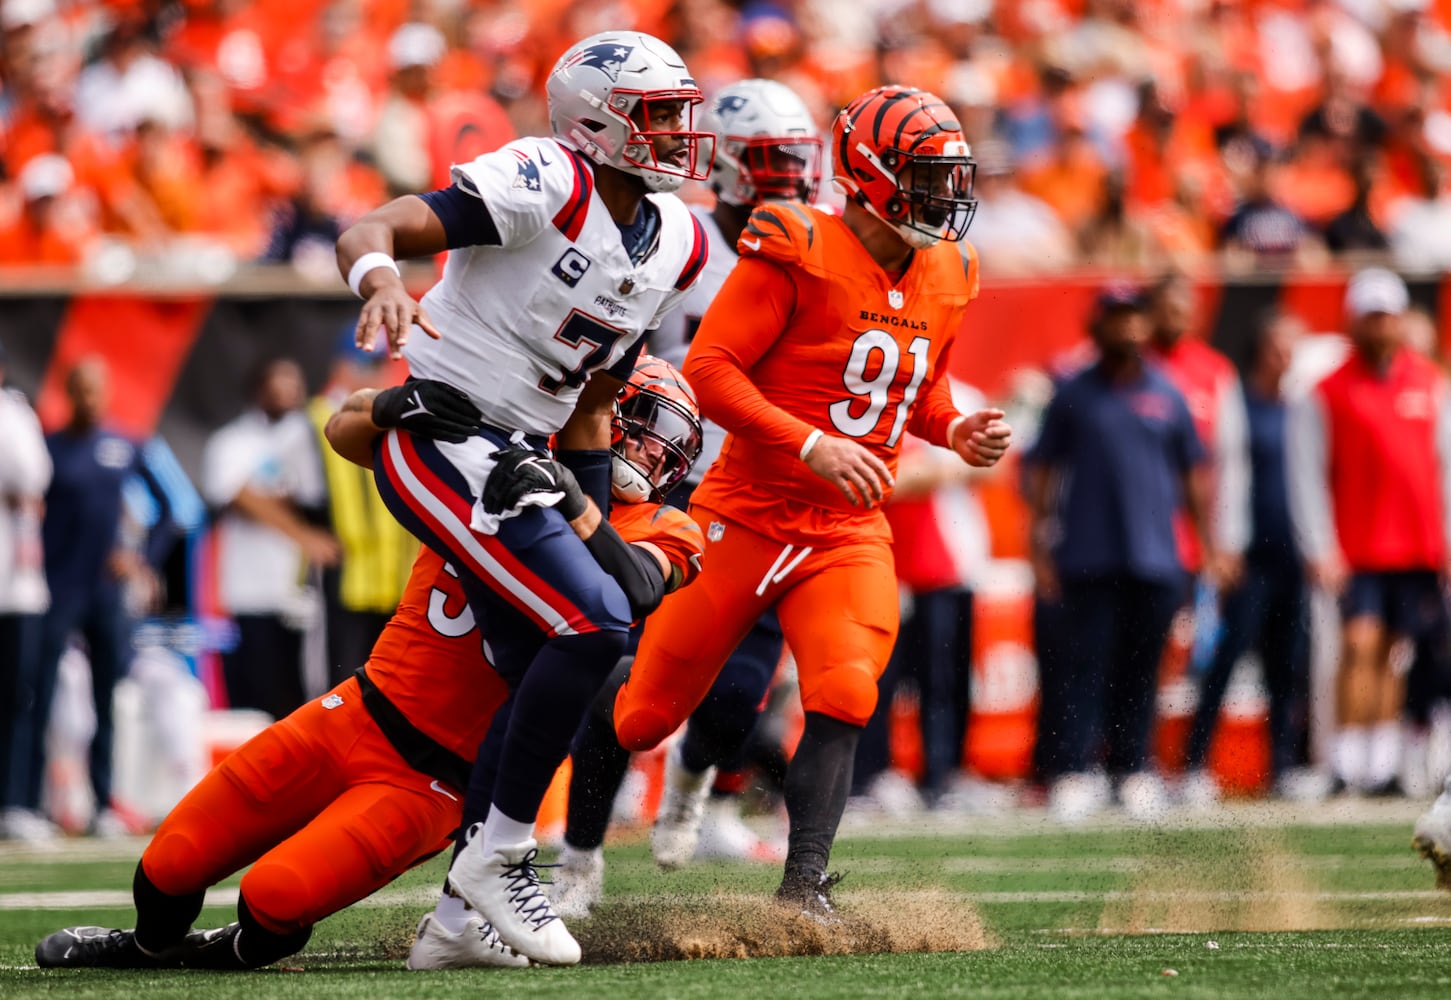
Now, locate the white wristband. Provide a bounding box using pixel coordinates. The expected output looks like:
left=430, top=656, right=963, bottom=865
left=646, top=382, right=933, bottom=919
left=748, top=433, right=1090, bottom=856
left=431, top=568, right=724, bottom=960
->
left=348, top=252, right=401, bottom=298
left=945, top=414, right=967, bottom=447
left=800, top=429, right=824, bottom=461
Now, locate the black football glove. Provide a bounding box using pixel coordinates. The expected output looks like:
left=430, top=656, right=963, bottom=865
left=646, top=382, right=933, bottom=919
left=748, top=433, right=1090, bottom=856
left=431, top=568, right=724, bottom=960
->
left=481, top=446, right=589, bottom=520
left=371, top=380, right=483, bottom=443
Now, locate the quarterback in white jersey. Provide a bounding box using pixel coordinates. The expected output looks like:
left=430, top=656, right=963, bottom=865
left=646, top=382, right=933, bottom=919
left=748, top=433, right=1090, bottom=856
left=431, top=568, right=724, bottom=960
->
left=333, top=30, right=710, bottom=967
left=406, top=138, right=707, bottom=435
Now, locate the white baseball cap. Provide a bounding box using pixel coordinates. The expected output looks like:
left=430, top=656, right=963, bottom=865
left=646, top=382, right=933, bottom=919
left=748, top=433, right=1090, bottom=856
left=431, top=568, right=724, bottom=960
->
left=388, top=23, right=445, bottom=70
left=1, top=0, right=55, bottom=31
left=1344, top=267, right=1409, bottom=320
left=18, top=153, right=72, bottom=201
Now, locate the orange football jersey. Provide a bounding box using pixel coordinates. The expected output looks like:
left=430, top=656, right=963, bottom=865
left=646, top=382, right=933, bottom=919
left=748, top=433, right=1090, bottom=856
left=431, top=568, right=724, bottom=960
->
left=685, top=202, right=980, bottom=546
left=366, top=499, right=706, bottom=759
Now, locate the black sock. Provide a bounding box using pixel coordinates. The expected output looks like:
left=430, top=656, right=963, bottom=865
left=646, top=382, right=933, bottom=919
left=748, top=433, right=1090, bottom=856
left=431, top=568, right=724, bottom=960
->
left=491, top=629, right=628, bottom=822
left=564, top=659, right=634, bottom=850
left=782, top=712, right=861, bottom=884
left=182, top=895, right=312, bottom=970
left=132, top=861, right=204, bottom=955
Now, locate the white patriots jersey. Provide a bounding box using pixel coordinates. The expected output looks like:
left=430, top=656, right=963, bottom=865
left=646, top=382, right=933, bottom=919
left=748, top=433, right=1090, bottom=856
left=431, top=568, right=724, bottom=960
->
left=404, top=137, right=709, bottom=436
left=647, top=204, right=736, bottom=485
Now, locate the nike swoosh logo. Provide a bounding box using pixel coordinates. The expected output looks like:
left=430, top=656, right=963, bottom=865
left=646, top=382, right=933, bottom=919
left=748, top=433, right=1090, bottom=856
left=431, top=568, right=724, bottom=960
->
left=741, top=236, right=761, bottom=251
left=399, top=391, right=430, bottom=420
left=430, top=780, right=459, bottom=801
left=538, top=150, right=553, bottom=167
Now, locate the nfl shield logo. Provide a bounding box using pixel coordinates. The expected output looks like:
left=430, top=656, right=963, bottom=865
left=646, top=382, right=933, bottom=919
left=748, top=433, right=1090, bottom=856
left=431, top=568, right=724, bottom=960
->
left=322, top=694, right=344, bottom=710
left=708, top=521, right=725, bottom=542
left=888, top=289, right=904, bottom=310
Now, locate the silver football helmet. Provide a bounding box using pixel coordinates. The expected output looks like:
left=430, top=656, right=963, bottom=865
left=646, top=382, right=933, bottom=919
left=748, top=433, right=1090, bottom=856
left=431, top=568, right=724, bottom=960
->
left=701, top=78, right=822, bottom=206
left=547, top=31, right=711, bottom=193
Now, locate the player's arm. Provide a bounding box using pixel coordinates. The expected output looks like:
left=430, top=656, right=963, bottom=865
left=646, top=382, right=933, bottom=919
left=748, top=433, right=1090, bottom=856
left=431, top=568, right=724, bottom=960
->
left=323, top=383, right=484, bottom=468
left=557, top=356, right=638, bottom=513
left=686, top=258, right=893, bottom=506
left=336, top=196, right=450, bottom=359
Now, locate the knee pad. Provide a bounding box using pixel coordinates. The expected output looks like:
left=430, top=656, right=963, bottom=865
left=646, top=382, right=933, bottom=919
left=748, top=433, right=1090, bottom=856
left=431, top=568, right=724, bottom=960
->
left=801, top=660, right=879, bottom=727
left=613, top=697, right=676, bottom=752
left=239, top=859, right=318, bottom=936
left=141, top=821, right=216, bottom=898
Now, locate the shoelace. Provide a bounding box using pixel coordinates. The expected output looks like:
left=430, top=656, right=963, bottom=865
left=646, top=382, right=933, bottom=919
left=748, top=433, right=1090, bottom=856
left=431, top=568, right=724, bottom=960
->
left=498, top=848, right=561, bottom=929
left=474, top=920, right=514, bottom=955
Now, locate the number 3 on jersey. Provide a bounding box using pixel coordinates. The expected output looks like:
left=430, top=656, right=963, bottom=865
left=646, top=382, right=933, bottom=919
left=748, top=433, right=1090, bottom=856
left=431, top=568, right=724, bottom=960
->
left=540, top=310, right=628, bottom=395
left=828, top=330, right=930, bottom=448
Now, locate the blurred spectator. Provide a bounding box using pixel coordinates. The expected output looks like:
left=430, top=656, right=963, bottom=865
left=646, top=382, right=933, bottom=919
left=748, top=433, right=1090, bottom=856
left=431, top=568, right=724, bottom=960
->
left=1144, top=271, right=1249, bottom=593
left=0, top=153, right=97, bottom=264
left=201, top=357, right=336, bottom=722
left=1219, top=147, right=1320, bottom=271
left=371, top=22, right=447, bottom=198
left=12, top=357, right=177, bottom=839
left=305, top=330, right=415, bottom=689
left=262, top=121, right=382, bottom=276
left=0, top=339, right=51, bottom=843
left=963, top=138, right=1075, bottom=273
left=1324, top=154, right=1390, bottom=256
left=72, top=10, right=192, bottom=141
left=1388, top=154, right=1451, bottom=273
left=369, top=21, right=515, bottom=199
left=1019, top=108, right=1109, bottom=233
left=1024, top=283, right=1208, bottom=823
left=1288, top=269, right=1450, bottom=796
left=1183, top=310, right=1312, bottom=804
left=1076, top=169, right=1158, bottom=271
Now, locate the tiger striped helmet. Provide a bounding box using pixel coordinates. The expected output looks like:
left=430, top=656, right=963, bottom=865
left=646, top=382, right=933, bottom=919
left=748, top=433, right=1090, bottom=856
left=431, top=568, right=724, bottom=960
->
left=610, top=355, right=703, bottom=503
left=832, top=85, right=977, bottom=249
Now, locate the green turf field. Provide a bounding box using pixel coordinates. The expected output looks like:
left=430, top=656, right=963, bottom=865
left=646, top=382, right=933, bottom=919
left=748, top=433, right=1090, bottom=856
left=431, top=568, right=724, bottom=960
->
left=4, top=799, right=1451, bottom=999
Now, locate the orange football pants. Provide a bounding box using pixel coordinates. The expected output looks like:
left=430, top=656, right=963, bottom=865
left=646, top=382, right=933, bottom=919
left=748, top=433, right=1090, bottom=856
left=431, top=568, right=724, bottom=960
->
left=615, top=507, right=900, bottom=751
left=140, top=677, right=464, bottom=935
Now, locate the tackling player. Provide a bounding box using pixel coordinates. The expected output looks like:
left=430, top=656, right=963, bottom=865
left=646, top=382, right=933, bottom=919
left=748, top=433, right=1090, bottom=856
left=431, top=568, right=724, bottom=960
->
left=612, top=85, right=1012, bottom=918
left=32, top=358, right=706, bottom=972
left=334, top=30, right=710, bottom=964
left=552, top=77, right=824, bottom=916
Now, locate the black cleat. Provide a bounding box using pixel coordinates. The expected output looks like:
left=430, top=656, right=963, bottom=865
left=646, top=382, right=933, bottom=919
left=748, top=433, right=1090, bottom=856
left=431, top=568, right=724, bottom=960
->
left=774, top=871, right=845, bottom=926
left=35, top=926, right=172, bottom=969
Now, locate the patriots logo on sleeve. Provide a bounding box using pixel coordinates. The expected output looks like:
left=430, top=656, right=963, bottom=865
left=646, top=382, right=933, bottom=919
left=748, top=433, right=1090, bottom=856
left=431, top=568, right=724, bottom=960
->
left=564, top=43, right=633, bottom=83
left=512, top=150, right=542, bottom=192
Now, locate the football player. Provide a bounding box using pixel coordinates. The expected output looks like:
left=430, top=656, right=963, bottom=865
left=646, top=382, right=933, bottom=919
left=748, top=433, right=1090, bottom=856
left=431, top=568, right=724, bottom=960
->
left=612, top=85, right=1012, bottom=919
left=552, top=77, right=823, bottom=918
left=334, top=30, right=710, bottom=964
left=32, top=359, right=706, bottom=972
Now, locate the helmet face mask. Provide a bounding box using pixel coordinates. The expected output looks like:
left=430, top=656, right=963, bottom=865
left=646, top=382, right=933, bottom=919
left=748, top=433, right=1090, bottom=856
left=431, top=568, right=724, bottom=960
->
left=610, top=356, right=703, bottom=503
left=833, top=86, right=979, bottom=248
left=548, top=32, right=712, bottom=193
left=701, top=78, right=822, bottom=207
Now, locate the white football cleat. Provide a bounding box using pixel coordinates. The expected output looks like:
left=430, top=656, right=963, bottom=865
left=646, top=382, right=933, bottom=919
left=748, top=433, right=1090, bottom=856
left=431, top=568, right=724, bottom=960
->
left=1178, top=770, right=1220, bottom=812
left=1118, top=772, right=1171, bottom=823
left=406, top=912, right=529, bottom=969
left=651, top=746, right=715, bottom=870
left=1413, top=778, right=1451, bottom=890
left=448, top=832, right=581, bottom=966
left=551, top=845, right=604, bottom=919
left=695, top=797, right=783, bottom=863
left=1049, top=772, right=1109, bottom=825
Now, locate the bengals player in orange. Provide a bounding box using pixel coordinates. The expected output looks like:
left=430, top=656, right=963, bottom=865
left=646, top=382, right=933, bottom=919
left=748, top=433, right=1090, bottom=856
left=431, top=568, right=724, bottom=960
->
left=613, top=86, right=1012, bottom=916
left=33, top=359, right=705, bottom=972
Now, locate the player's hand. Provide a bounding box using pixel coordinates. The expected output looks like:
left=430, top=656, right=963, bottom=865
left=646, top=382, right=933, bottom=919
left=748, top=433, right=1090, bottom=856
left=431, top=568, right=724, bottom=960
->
left=1308, top=552, right=1348, bottom=597
left=1205, top=549, right=1245, bottom=592
left=371, top=380, right=483, bottom=443
left=1030, top=547, right=1060, bottom=602
left=355, top=281, right=441, bottom=360
left=482, top=447, right=589, bottom=520
left=803, top=434, right=894, bottom=507
left=951, top=409, right=1012, bottom=468
left=299, top=527, right=342, bottom=568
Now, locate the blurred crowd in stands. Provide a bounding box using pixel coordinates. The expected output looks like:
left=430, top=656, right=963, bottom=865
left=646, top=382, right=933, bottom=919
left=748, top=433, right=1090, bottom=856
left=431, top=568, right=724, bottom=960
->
left=2, top=0, right=1451, bottom=279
